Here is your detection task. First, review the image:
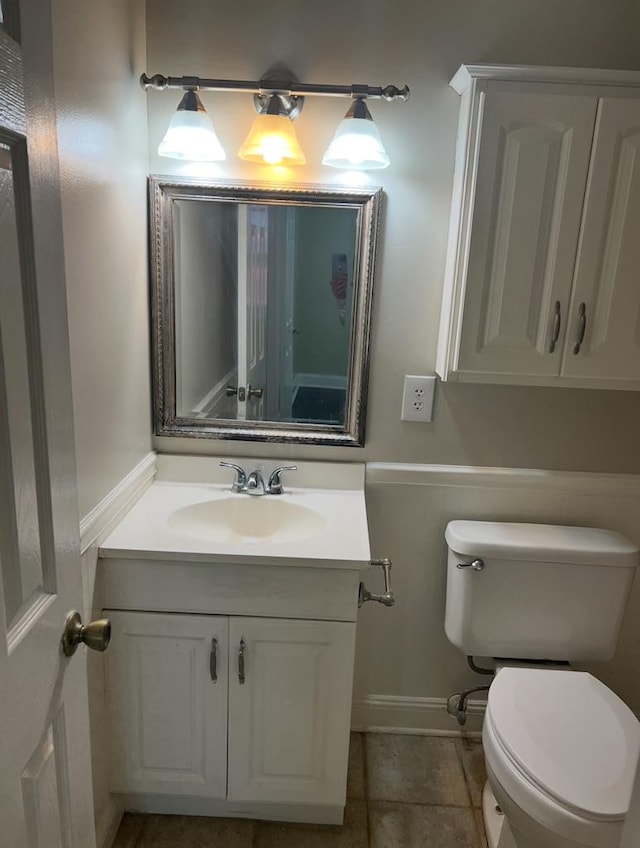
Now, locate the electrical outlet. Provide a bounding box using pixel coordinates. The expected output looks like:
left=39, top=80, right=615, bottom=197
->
left=401, top=375, right=436, bottom=422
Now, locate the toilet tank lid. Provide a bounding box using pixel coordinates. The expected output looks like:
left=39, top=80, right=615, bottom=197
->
left=445, top=521, right=639, bottom=567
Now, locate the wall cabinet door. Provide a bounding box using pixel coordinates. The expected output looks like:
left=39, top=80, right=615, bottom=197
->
left=457, top=88, right=597, bottom=378
left=106, top=611, right=228, bottom=798
left=227, top=617, right=356, bottom=805
left=562, top=97, right=640, bottom=383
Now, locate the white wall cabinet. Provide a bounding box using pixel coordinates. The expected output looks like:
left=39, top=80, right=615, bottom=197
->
left=106, top=611, right=355, bottom=809
left=437, top=65, right=640, bottom=389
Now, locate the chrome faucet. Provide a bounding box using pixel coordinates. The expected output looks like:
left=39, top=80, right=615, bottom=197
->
left=246, top=470, right=266, bottom=496
left=220, top=462, right=297, bottom=495
left=266, top=465, right=297, bottom=495
left=219, top=462, right=247, bottom=492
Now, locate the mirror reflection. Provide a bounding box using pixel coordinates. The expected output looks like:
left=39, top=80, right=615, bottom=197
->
left=151, top=180, right=382, bottom=446
left=174, top=200, right=357, bottom=426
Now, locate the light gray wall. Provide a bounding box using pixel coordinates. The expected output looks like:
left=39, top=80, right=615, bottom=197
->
left=174, top=201, right=236, bottom=415
left=53, top=0, right=151, bottom=520
left=357, top=467, right=640, bottom=724
left=294, top=207, right=355, bottom=378
left=144, top=0, right=640, bottom=717
left=52, top=3, right=151, bottom=841
left=148, top=0, right=640, bottom=473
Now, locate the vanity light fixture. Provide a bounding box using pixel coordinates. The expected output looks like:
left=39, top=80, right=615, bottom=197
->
left=157, top=89, right=226, bottom=161
left=322, top=97, right=389, bottom=170
left=141, top=72, right=409, bottom=169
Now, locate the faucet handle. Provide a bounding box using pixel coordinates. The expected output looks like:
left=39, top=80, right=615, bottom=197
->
left=220, top=462, right=247, bottom=492
left=267, top=465, right=298, bottom=495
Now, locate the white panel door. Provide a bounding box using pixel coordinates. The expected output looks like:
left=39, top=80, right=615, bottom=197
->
left=227, top=617, right=356, bottom=805
left=562, top=98, right=640, bottom=383
left=458, top=88, right=597, bottom=377
left=105, top=611, right=228, bottom=798
left=0, top=5, right=95, bottom=848
left=238, top=204, right=268, bottom=420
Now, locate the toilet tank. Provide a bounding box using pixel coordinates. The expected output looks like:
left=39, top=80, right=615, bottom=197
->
left=444, top=521, right=639, bottom=661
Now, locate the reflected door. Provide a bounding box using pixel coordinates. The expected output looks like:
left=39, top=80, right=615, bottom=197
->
left=0, top=8, right=95, bottom=848
left=237, top=204, right=268, bottom=421
left=265, top=206, right=296, bottom=421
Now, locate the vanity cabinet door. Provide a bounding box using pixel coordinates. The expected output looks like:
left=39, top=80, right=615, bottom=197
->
left=227, top=617, right=356, bottom=805
left=561, top=97, right=640, bottom=385
left=105, top=611, right=228, bottom=798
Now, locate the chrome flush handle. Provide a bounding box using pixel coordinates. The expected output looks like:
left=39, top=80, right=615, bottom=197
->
left=456, top=559, right=485, bottom=571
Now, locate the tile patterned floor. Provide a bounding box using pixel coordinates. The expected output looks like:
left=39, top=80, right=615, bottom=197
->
left=113, top=734, right=488, bottom=848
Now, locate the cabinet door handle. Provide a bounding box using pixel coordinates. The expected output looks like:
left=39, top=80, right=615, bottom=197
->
left=548, top=301, right=561, bottom=353
left=573, top=302, right=587, bottom=355
left=238, top=638, right=246, bottom=685
left=210, top=637, right=218, bottom=682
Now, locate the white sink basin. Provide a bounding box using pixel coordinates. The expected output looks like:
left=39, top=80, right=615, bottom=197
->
left=167, top=496, right=326, bottom=544
left=99, top=457, right=371, bottom=568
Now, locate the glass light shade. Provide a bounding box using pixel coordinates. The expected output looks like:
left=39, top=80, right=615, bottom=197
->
left=238, top=114, right=306, bottom=165
left=158, top=96, right=226, bottom=162
left=322, top=117, right=390, bottom=170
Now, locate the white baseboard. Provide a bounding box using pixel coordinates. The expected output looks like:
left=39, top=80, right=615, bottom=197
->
left=293, top=372, right=347, bottom=391
left=96, top=805, right=123, bottom=848
left=192, top=368, right=236, bottom=417
left=351, top=695, right=486, bottom=738
left=79, top=452, right=156, bottom=554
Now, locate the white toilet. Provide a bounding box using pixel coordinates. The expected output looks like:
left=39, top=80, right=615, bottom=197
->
left=444, top=520, right=640, bottom=848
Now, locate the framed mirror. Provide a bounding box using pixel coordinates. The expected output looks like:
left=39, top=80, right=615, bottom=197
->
left=150, top=178, right=382, bottom=446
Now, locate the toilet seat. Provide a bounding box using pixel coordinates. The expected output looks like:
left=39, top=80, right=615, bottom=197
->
left=484, top=667, right=640, bottom=847
left=487, top=667, right=640, bottom=821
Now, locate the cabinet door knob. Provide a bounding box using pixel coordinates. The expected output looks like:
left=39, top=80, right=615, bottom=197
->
left=573, top=302, right=587, bottom=355
left=210, top=637, right=218, bottom=682
left=238, top=637, right=246, bottom=685
left=548, top=301, right=562, bottom=353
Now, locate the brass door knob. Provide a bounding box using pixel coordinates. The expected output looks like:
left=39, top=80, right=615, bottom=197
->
left=61, top=611, right=111, bottom=657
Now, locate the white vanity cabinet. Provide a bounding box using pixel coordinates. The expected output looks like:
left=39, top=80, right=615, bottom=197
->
left=98, top=457, right=374, bottom=824
left=105, top=609, right=355, bottom=809
left=437, top=65, right=640, bottom=389
left=100, top=551, right=364, bottom=824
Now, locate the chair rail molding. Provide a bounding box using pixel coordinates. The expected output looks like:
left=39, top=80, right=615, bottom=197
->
left=365, top=462, right=640, bottom=498
left=79, top=452, right=157, bottom=553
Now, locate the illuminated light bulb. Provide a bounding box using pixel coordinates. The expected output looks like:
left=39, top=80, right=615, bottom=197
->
left=238, top=96, right=306, bottom=166
left=158, top=90, right=225, bottom=162
left=322, top=98, right=390, bottom=171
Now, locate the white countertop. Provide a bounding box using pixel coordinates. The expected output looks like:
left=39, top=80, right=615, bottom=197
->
left=99, top=457, right=371, bottom=570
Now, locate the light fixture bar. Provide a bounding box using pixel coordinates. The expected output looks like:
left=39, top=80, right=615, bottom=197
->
left=140, top=73, right=410, bottom=102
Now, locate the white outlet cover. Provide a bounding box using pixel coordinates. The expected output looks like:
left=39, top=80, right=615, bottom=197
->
left=401, top=375, right=436, bottom=422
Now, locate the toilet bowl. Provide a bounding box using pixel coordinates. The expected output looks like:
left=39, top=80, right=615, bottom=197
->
left=482, top=667, right=640, bottom=848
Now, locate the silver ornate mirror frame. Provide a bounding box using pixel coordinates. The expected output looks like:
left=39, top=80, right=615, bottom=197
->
left=150, top=178, right=383, bottom=446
